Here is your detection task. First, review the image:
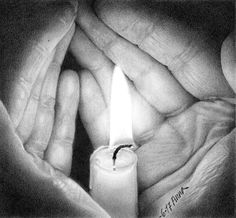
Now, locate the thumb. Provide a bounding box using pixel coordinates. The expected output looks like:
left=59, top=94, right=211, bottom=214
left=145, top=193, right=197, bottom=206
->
left=0, top=101, right=109, bottom=217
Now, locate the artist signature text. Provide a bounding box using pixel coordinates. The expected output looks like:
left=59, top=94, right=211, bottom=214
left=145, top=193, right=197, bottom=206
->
left=159, top=186, right=189, bottom=218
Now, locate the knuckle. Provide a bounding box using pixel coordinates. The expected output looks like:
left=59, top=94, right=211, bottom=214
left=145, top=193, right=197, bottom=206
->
left=18, top=76, right=31, bottom=100
left=168, top=40, right=200, bottom=72
left=102, top=35, right=120, bottom=57
left=19, top=75, right=32, bottom=88
left=137, top=22, right=156, bottom=47
left=40, top=95, right=56, bottom=111
left=54, top=135, right=74, bottom=147
left=25, top=140, right=47, bottom=158
left=31, top=91, right=40, bottom=102
left=48, top=61, right=61, bottom=73
left=54, top=115, right=75, bottom=147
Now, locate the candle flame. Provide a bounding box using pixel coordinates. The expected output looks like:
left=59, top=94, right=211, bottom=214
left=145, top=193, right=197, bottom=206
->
left=109, top=66, right=133, bottom=147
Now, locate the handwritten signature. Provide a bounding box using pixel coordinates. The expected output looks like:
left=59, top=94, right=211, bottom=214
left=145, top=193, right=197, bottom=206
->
left=159, top=186, right=189, bottom=218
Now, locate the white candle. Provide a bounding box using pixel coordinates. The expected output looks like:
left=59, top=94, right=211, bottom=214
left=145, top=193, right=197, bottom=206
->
left=90, top=146, right=138, bottom=218
left=89, top=66, right=138, bottom=217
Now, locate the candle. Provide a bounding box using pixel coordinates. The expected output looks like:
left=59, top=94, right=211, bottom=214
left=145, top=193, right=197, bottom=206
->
left=90, top=146, right=138, bottom=217
left=89, top=66, right=138, bottom=217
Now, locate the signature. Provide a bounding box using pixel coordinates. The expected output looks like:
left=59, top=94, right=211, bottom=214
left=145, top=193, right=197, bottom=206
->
left=159, top=186, right=189, bottom=218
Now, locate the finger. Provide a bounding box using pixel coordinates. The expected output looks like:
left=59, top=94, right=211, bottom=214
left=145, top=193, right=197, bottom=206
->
left=17, top=24, right=75, bottom=144
left=128, top=81, right=164, bottom=146
left=23, top=25, right=75, bottom=156
left=16, top=49, right=56, bottom=143
left=94, top=0, right=234, bottom=99
left=4, top=1, right=77, bottom=128
left=76, top=3, right=195, bottom=115
left=24, top=65, right=59, bottom=158
left=44, top=70, right=79, bottom=175
left=78, top=67, right=164, bottom=148
left=79, top=70, right=109, bottom=147
left=0, top=101, right=109, bottom=217
left=70, top=26, right=113, bottom=105
left=221, top=31, right=236, bottom=93
left=71, top=28, right=164, bottom=145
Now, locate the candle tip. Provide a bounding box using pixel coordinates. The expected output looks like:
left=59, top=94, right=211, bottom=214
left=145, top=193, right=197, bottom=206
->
left=112, top=144, right=133, bottom=171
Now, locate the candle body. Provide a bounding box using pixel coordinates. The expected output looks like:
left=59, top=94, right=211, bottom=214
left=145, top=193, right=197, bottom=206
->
left=90, top=146, right=138, bottom=218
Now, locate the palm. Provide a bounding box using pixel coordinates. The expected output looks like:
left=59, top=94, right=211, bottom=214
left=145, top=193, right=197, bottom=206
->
left=135, top=99, right=234, bottom=215
left=72, top=58, right=234, bottom=216
left=71, top=0, right=235, bottom=217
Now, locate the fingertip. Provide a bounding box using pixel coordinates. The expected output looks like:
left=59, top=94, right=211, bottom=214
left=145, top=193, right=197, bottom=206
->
left=38, top=1, right=77, bottom=52
left=54, top=0, right=78, bottom=26
left=63, top=69, right=80, bottom=84
left=58, top=1, right=77, bottom=25
left=53, top=23, right=75, bottom=64
left=94, top=0, right=140, bottom=43
left=68, top=0, right=78, bottom=14
left=58, top=70, right=80, bottom=100
left=46, top=142, right=72, bottom=176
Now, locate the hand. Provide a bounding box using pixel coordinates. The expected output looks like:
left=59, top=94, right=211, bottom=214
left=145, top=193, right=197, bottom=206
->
left=0, top=1, right=108, bottom=217
left=71, top=1, right=235, bottom=217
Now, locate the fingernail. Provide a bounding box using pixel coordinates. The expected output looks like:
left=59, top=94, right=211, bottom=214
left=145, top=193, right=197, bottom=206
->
left=69, top=0, right=78, bottom=13
left=61, top=1, right=78, bottom=25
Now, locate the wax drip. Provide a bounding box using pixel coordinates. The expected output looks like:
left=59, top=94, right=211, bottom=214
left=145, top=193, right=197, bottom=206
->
left=112, top=144, right=133, bottom=170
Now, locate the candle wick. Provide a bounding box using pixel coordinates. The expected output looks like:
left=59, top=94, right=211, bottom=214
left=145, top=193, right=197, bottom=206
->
left=112, top=144, right=132, bottom=171
left=113, top=159, right=116, bottom=171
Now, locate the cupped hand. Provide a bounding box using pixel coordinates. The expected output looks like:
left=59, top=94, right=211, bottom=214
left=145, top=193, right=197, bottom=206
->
left=0, top=1, right=108, bottom=217
left=71, top=1, right=235, bottom=217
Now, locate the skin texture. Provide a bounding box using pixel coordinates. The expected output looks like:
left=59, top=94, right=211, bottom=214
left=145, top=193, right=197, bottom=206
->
left=71, top=0, right=235, bottom=217
left=0, top=0, right=234, bottom=217
left=0, top=1, right=109, bottom=217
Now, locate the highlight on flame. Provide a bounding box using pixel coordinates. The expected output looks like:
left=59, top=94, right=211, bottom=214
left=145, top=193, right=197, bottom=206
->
left=109, top=65, right=133, bottom=147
